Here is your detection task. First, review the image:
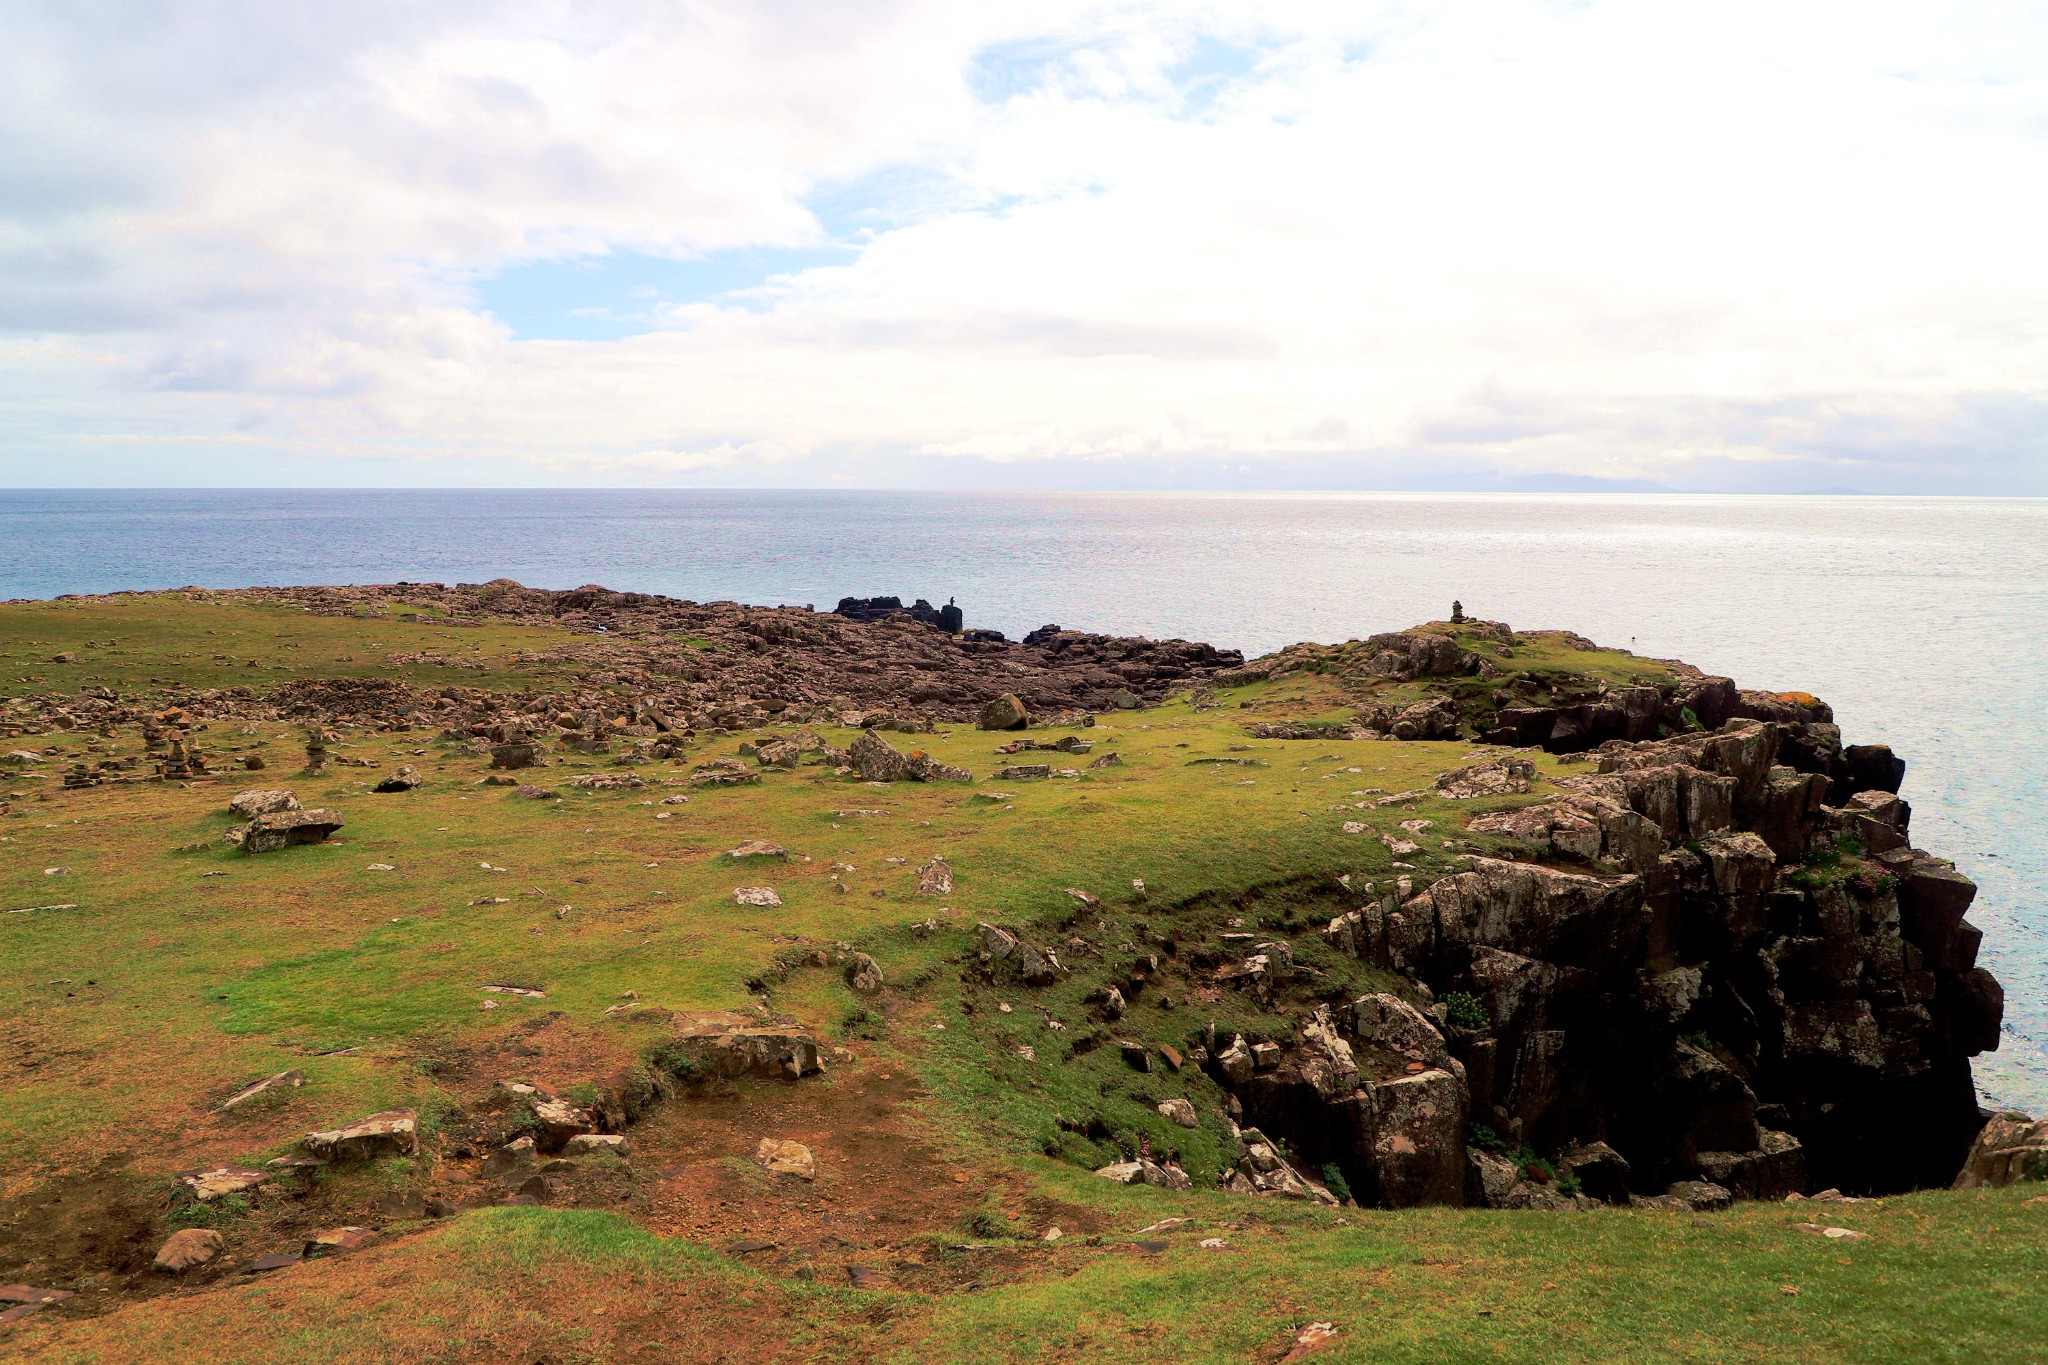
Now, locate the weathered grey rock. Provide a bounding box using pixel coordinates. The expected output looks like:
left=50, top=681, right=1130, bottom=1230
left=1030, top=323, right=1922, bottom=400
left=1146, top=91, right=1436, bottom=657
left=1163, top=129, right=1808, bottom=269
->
left=489, top=738, right=545, bottom=769
left=531, top=1097, right=593, bottom=1150
left=665, top=1011, right=823, bottom=1080
left=1560, top=1141, right=1632, bottom=1203
left=372, top=767, right=423, bottom=793
left=302, top=1109, right=418, bottom=1162
left=845, top=952, right=884, bottom=994
left=917, top=858, right=954, bottom=895
left=564, top=1133, right=630, bottom=1156
left=1407, top=858, right=1646, bottom=973
left=1350, top=993, right=1448, bottom=1065
left=1157, top=1097, right=1199, bottom=1128
left=1018, top=941, right=1060, bottom=985
left=978, top=694, right=1030, bottom=730
left=975, top=922, right=1019, bottom=965
left=1217, top=1034, right=1255, bottom=1085
left=1663, top=1179, right=1734, bottom=1211
left=482, top=1137, right=537, bottom=1178
left=1436, top=757, right=1535, bottom=799
left=1952, top=1111, right=2048, bottom=1190
left=1368, top=1068, right=1468, bottom=1206
left=229, top=789, right=300, bottom=819
left=1698, top=1131, right=1806, bottom=1201
left=242, top=807, right=345, bottom=853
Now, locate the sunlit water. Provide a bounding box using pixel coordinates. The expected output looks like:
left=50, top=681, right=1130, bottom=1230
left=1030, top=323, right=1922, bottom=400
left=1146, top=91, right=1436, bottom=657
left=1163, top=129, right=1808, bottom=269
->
left=5, top=489, right=2043, bottom=1111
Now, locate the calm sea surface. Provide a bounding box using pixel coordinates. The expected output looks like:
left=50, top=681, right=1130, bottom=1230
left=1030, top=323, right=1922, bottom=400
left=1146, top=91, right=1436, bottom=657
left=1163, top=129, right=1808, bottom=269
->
left=4, top=489, right=2044, bottom=1111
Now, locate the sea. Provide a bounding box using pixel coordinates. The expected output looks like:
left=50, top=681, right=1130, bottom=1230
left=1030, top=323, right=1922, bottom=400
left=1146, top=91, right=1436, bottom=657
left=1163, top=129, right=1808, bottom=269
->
left=4, top=488, right=2043, bottom=1112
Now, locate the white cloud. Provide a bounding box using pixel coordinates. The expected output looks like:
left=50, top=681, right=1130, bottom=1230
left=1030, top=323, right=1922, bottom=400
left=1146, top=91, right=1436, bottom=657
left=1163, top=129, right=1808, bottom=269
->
left=2, top=0, right=2046, bottom=490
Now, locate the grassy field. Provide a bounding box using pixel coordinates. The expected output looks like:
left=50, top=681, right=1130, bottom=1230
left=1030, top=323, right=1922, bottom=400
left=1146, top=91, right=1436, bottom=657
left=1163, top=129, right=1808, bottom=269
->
left=1, top=592, right=2038, bottom=1363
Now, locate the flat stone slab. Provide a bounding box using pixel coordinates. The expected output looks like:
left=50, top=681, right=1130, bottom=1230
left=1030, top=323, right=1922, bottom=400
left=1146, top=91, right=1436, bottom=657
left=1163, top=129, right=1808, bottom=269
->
left=302, top=1109, right=418, bottom=1162
left=180, top=1166, right=270, bottom=1201
left=218, top=1068, right=305, bottom=1111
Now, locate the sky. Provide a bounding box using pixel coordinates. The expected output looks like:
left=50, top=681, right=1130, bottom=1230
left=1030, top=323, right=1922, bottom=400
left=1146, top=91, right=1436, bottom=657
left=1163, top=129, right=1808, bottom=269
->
left=2, top=1, right=2046, bottom=493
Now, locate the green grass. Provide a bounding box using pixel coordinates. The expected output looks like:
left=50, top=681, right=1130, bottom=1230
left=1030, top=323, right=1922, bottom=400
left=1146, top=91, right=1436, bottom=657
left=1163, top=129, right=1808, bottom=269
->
left=900, top=1175, right=2048, bottom=1363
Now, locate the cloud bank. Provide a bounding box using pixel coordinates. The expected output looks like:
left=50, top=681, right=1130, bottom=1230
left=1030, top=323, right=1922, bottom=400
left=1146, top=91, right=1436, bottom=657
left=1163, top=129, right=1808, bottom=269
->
left=3, top=0, right=2046, bottom=491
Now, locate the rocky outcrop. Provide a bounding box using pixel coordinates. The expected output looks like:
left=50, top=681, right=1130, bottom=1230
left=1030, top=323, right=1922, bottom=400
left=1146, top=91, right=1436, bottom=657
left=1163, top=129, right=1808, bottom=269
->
left=846, top=729, right=972, bottom=783
left=833, top=595, right=963, bottom=634
left=662, top=1011, right=824, bottom=1080
left=1234, top=715, right=2000, bottom=1206
left=1952, top=1112, right=2048, bottom=1190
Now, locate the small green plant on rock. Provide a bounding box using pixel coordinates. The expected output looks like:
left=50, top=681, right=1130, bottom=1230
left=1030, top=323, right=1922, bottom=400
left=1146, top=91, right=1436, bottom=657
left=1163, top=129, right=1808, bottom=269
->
left=1443, top=991, right=1490, bottom=1031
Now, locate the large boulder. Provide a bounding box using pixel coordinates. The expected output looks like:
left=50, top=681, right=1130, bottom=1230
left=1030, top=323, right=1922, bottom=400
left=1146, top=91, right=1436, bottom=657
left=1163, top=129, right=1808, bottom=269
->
left=242, top=808, right=344, bottom=853
left=977, top=694, right=1030, bottom=731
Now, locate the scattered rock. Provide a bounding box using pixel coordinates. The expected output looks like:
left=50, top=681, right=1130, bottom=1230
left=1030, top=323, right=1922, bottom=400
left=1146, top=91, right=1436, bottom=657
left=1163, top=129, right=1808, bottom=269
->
left=665, top=1011, right=824, bottom=1080
left=564, top=1133, right=630, bottom=1156
left=844, top=952, right=884, bottom=994
left=228, top=789, right=300, bottom=819
left=1157, top=1098, right=1199, bottom=1128
left=978, top=694, right=1030, bottom=731
left=1283, top=1322, right=1340, bottom=1361
left=372, top=767, right=423, bottom=793
left=308, top=1227, right=377, bottom=1254
left=756, top=1138, right=818, bottom=1180
left=1794, top=1223, right=1869, bottom=1241
left=153, top=1228, right=223, bottom=1273
left=240, top=807, right=345, bottom=853
left=531, top=1097, right=594, bottom=1149
left=917, top=858, right=954, bottom=895
left=1435, top=757, right=1536, bottom=799
left=302, top=1109, right=418, bottom=1162
left=217, top=1068, right=305, bottom=1112
left=180, top=1167, right=270, bottom=1201
left=1664, top=1180, right=1735, bottom=1212
left=729, top=839, right=788, bottom=860
left=734, top=886, right=783, bottom=907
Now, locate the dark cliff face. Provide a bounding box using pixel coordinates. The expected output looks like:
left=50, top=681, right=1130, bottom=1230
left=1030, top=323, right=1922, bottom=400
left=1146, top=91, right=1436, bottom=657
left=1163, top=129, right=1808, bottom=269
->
left=1243, top=716, right=2000, bottom=1206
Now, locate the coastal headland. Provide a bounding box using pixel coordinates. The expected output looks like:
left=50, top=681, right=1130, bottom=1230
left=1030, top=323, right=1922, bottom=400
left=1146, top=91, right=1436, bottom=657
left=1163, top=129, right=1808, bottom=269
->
left=1, top=581, right=2041, bottom=1363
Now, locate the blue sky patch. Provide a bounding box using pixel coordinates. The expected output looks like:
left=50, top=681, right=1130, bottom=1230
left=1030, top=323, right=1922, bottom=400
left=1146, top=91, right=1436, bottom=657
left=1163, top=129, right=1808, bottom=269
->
left=476, top=246, right=851, bottom=341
